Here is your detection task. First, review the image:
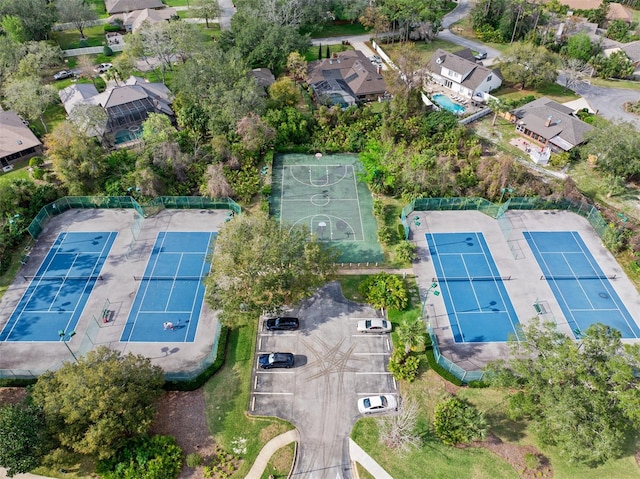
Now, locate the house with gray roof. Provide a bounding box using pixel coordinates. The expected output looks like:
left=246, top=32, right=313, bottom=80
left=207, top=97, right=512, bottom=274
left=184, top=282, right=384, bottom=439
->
left=307, top=50, right=387, bottom=107
left=59, top=76, right=173, bottom=146
left=508, top=97, right=594, bottom=152
left=0, top=111, right=42, bottom=170
left=105, top=0, right=164, bottom=15
left=425, top=49, right=502, bottom=99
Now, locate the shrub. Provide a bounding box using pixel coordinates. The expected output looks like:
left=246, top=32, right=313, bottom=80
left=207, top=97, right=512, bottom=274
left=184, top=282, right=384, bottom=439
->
left=387, top=348, right=421, bottom=382
left=31, top=167, right=44, bottom=180
left=525, top=452, right=541, bottom=469
left=377, top=225, right=397, bottom=245
left=396, top=222, right=406, bottom=239
left=186, top=452, right=203, bottom=467
left=433, top=396, right=487, bottom=445
left=29, top=156, right=45, bottom=168
left=395, top=240, right=416, bottom=263
left=103, top=45, right=114, bottom=56
left=78, top=38, right=88, bottom=48
left=97, top=435, right=183, bottom=479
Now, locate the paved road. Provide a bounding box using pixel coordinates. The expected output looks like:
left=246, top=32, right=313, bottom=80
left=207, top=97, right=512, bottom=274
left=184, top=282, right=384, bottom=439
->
left=557, top=73, right=640, bottom=128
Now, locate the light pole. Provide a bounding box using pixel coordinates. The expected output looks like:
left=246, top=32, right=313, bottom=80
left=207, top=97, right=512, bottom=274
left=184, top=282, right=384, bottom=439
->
left=58, top=330, right=78, bottom=363
left=422, top=282, right=440, bottom=323
left=499, top=187, right=513, bottom=203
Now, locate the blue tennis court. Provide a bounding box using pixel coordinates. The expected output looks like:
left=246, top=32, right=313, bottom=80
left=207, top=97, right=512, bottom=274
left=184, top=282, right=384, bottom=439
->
left=120, top=232, right=215, bottom=343
left=0, top=232, right=117, bottom=342
left=525, top=231, right=640, bottom=339
left=426, top=232, right=521, bottom=342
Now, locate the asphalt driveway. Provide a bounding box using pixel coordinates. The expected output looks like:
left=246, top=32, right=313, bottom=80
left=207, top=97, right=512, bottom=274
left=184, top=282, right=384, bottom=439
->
left=250, top=282, right=397, bottom=479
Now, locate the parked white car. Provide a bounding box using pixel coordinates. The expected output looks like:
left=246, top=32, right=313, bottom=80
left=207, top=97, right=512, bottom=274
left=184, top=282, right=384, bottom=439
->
left=94, top=63, right=113, bottom=74
left=358, top=395, right=397, bottom=414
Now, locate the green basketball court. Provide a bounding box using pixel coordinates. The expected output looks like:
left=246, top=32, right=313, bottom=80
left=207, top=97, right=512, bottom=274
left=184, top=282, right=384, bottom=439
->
left=271, top=153, right=383, bottom=263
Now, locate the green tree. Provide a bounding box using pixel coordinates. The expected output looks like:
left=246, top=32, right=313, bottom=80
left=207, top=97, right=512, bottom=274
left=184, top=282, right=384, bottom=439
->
left=192, top=0, right=221, bottom=28
left=563, top=32, right=597, bottom=62
left=286, top=51, right=307, bottom=83
left=433, top=396, right=487, bottom=445
left=0, top=0, right=57, bottom=41
left=387, top=348, right=420, bottom=382
left=359, top=272, right=408, bottom=315
left=0, top=15, right=27, bottom=43
left=45, top=122, right=107, bottom=194
left=55, top=0, right=98, bottom=39
left=397, top=317, right=426, bottom=353
left=488, top=318, right=640, bottom=466
left=31, top=346, right=164, bottom=460
left=499, top=42, right=559, bottom=89
left=205, top=212, right=338, bottom=327
left=583, top=121, right=640, bottom=180
left=0, top=404, right=50, bottom=477
left=591, top=50, right=635, bottom=80
left=267, top=77, right=301, bottom=109
left=2, top=76, right=58, bottom=132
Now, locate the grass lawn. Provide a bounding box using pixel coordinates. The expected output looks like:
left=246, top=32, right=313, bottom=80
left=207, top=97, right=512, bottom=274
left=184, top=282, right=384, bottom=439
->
left=381, top=38, right=462, bottom=65
left=353, top=368, right=640, bottom=479
left=259, top=442, right=295, bottom=479
left=309, top=22, right=369, bottom=38
left=494, top=82, right=578, bottom=103
left=304, top=43, right=351, bottom=62
left=203, top=324, right=293, bottom=478
left=352, top=415, right=519, bottom=479
left=52, top=24, right=108, bottom=50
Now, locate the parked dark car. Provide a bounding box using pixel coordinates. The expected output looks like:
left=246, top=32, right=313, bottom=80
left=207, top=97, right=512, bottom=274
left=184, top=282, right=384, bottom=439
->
left=258, top=352, right=295, bottom=369
left=264, top=316, right=299, bottom=331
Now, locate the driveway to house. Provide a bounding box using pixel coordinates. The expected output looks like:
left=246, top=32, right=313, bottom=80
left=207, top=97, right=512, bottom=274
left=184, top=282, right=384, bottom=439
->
left=438, top=0, right=501, bottom=62
left=250, top=282, right=396, bottom=478
left=557, top=74, right=640, bottom=128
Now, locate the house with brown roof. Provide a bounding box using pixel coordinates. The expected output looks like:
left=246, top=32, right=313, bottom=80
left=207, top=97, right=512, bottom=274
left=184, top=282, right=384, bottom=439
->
left=0, top=111, right=43, bottom=170
left=606, top=2, right=634, bottom=23
left=425, top=49, right=502, bottom=99
left=507, top=97, right=594, bottom=152
left=105, top=0, right=164, bottom=15
left=59, top=76, right=173, bottom=145
left=307, top=50, right=387, bottom=107
left=123, top=7, right=177, bottom=32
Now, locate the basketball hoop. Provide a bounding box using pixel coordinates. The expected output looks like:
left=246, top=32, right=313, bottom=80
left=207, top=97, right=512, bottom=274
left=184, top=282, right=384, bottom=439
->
left=315, top=152, right=322, bottom=160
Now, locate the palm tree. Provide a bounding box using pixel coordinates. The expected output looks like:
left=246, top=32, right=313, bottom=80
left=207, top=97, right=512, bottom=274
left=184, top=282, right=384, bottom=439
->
left=397, top=317, right=426, bottom=353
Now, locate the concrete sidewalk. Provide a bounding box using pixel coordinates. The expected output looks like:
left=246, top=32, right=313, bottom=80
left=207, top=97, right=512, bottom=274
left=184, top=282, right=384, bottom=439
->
left=245, top=429, right=300, bottom=479
left=349, top=438, right=393, bottom=479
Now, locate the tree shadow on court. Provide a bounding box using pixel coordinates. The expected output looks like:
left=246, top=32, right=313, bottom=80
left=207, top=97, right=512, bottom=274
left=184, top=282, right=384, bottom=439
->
left=437, top=336, right=486, bottom=364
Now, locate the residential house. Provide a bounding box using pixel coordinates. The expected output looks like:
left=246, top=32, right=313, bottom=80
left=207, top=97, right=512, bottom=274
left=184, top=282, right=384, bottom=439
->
left=0, top=111, right=43, bottom=170
left=608, top=40, right=640, bottom=79
left=59, top=76, right=174, bottom=146
left=307, top=50, right=387, bottom=107
left=507, top=97, right=594, bottom=152
left=250, top=68, right=276, bottom=96
left=105, top=0, right=164, bottom=15
left=606, top=2, right=634, bottom=23
left=123, top=7, right=177, bottom=33
left=425, top=49, right=502, bottom=100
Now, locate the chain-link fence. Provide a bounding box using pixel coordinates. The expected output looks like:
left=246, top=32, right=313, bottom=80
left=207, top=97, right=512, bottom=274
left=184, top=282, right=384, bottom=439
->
left=27, top=196, right=241, bottom=240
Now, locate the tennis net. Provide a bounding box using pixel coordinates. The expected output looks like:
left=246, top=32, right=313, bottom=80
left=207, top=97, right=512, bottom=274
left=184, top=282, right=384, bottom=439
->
left=133, top=275, right=207, bottom=281
left=433, top=276, right=511, bottom=282
left=540, top=274, right=617, bottom=281
left=24, top=275, right=103, bottom=281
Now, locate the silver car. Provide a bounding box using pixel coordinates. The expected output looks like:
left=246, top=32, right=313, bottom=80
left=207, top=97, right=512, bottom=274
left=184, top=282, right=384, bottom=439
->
left=357, top=318, right=392, bottom=333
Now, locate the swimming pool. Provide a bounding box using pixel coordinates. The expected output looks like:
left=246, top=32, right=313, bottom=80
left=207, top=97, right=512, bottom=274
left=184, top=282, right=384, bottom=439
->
left=432, top=94, right=465, bottom=115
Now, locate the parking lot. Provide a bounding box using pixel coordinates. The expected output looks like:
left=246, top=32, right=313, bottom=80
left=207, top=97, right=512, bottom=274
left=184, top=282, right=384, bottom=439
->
left=250, top=282, right=397, bottom=478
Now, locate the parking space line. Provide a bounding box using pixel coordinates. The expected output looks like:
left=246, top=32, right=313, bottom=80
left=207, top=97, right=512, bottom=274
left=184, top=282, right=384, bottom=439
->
left=258, top=333, right=298, bottom=337
left=355, top=371, right=392, bottom=375
left=252, top=392, right=294, bottom=395
left=255, top=370, right=295, bottom=374
left=356, top=392, right=397, bottom=396
left=353, top=352, right=390, bottom=355
left=351, top=334, right=390, bottom=338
